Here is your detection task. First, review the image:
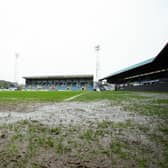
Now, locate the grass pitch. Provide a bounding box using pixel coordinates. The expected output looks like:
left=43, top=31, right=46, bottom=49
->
left=0, top=91, right=82, bottom=102
left=0, top=91, right=168, bottom=168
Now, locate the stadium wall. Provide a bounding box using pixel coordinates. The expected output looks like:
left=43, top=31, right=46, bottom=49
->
left=118, top=83, right=168, bottom=92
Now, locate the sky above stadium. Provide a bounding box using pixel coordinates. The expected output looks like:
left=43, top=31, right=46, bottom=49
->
left=0, top=0, right=167, bottom=84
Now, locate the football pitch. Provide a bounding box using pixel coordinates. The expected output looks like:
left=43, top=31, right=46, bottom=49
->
left=0, top=91, right=168, bottom=168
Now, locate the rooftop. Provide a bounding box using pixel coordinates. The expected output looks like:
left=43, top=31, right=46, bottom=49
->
left=107, top=57, right=155, bottom=78
left=23, top=74, right=94, bottom=80
left=101, top=43, right=168, bottom=82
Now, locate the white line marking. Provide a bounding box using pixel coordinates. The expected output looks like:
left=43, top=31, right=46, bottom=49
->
left=64, top=93, right=84, bottom=101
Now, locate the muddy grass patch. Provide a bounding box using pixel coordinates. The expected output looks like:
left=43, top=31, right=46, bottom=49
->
left=0, top=91, right=168, bottom=167
left=0, top=119, right=167, bottom=168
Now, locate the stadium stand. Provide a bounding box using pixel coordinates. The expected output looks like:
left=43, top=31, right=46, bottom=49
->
left=23, top=75, right=93, bottom=91
left=100, top=43, right=168, bottom=92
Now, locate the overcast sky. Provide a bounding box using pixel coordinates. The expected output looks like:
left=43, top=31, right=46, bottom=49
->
left=0, top=0, right=167, bottom=84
